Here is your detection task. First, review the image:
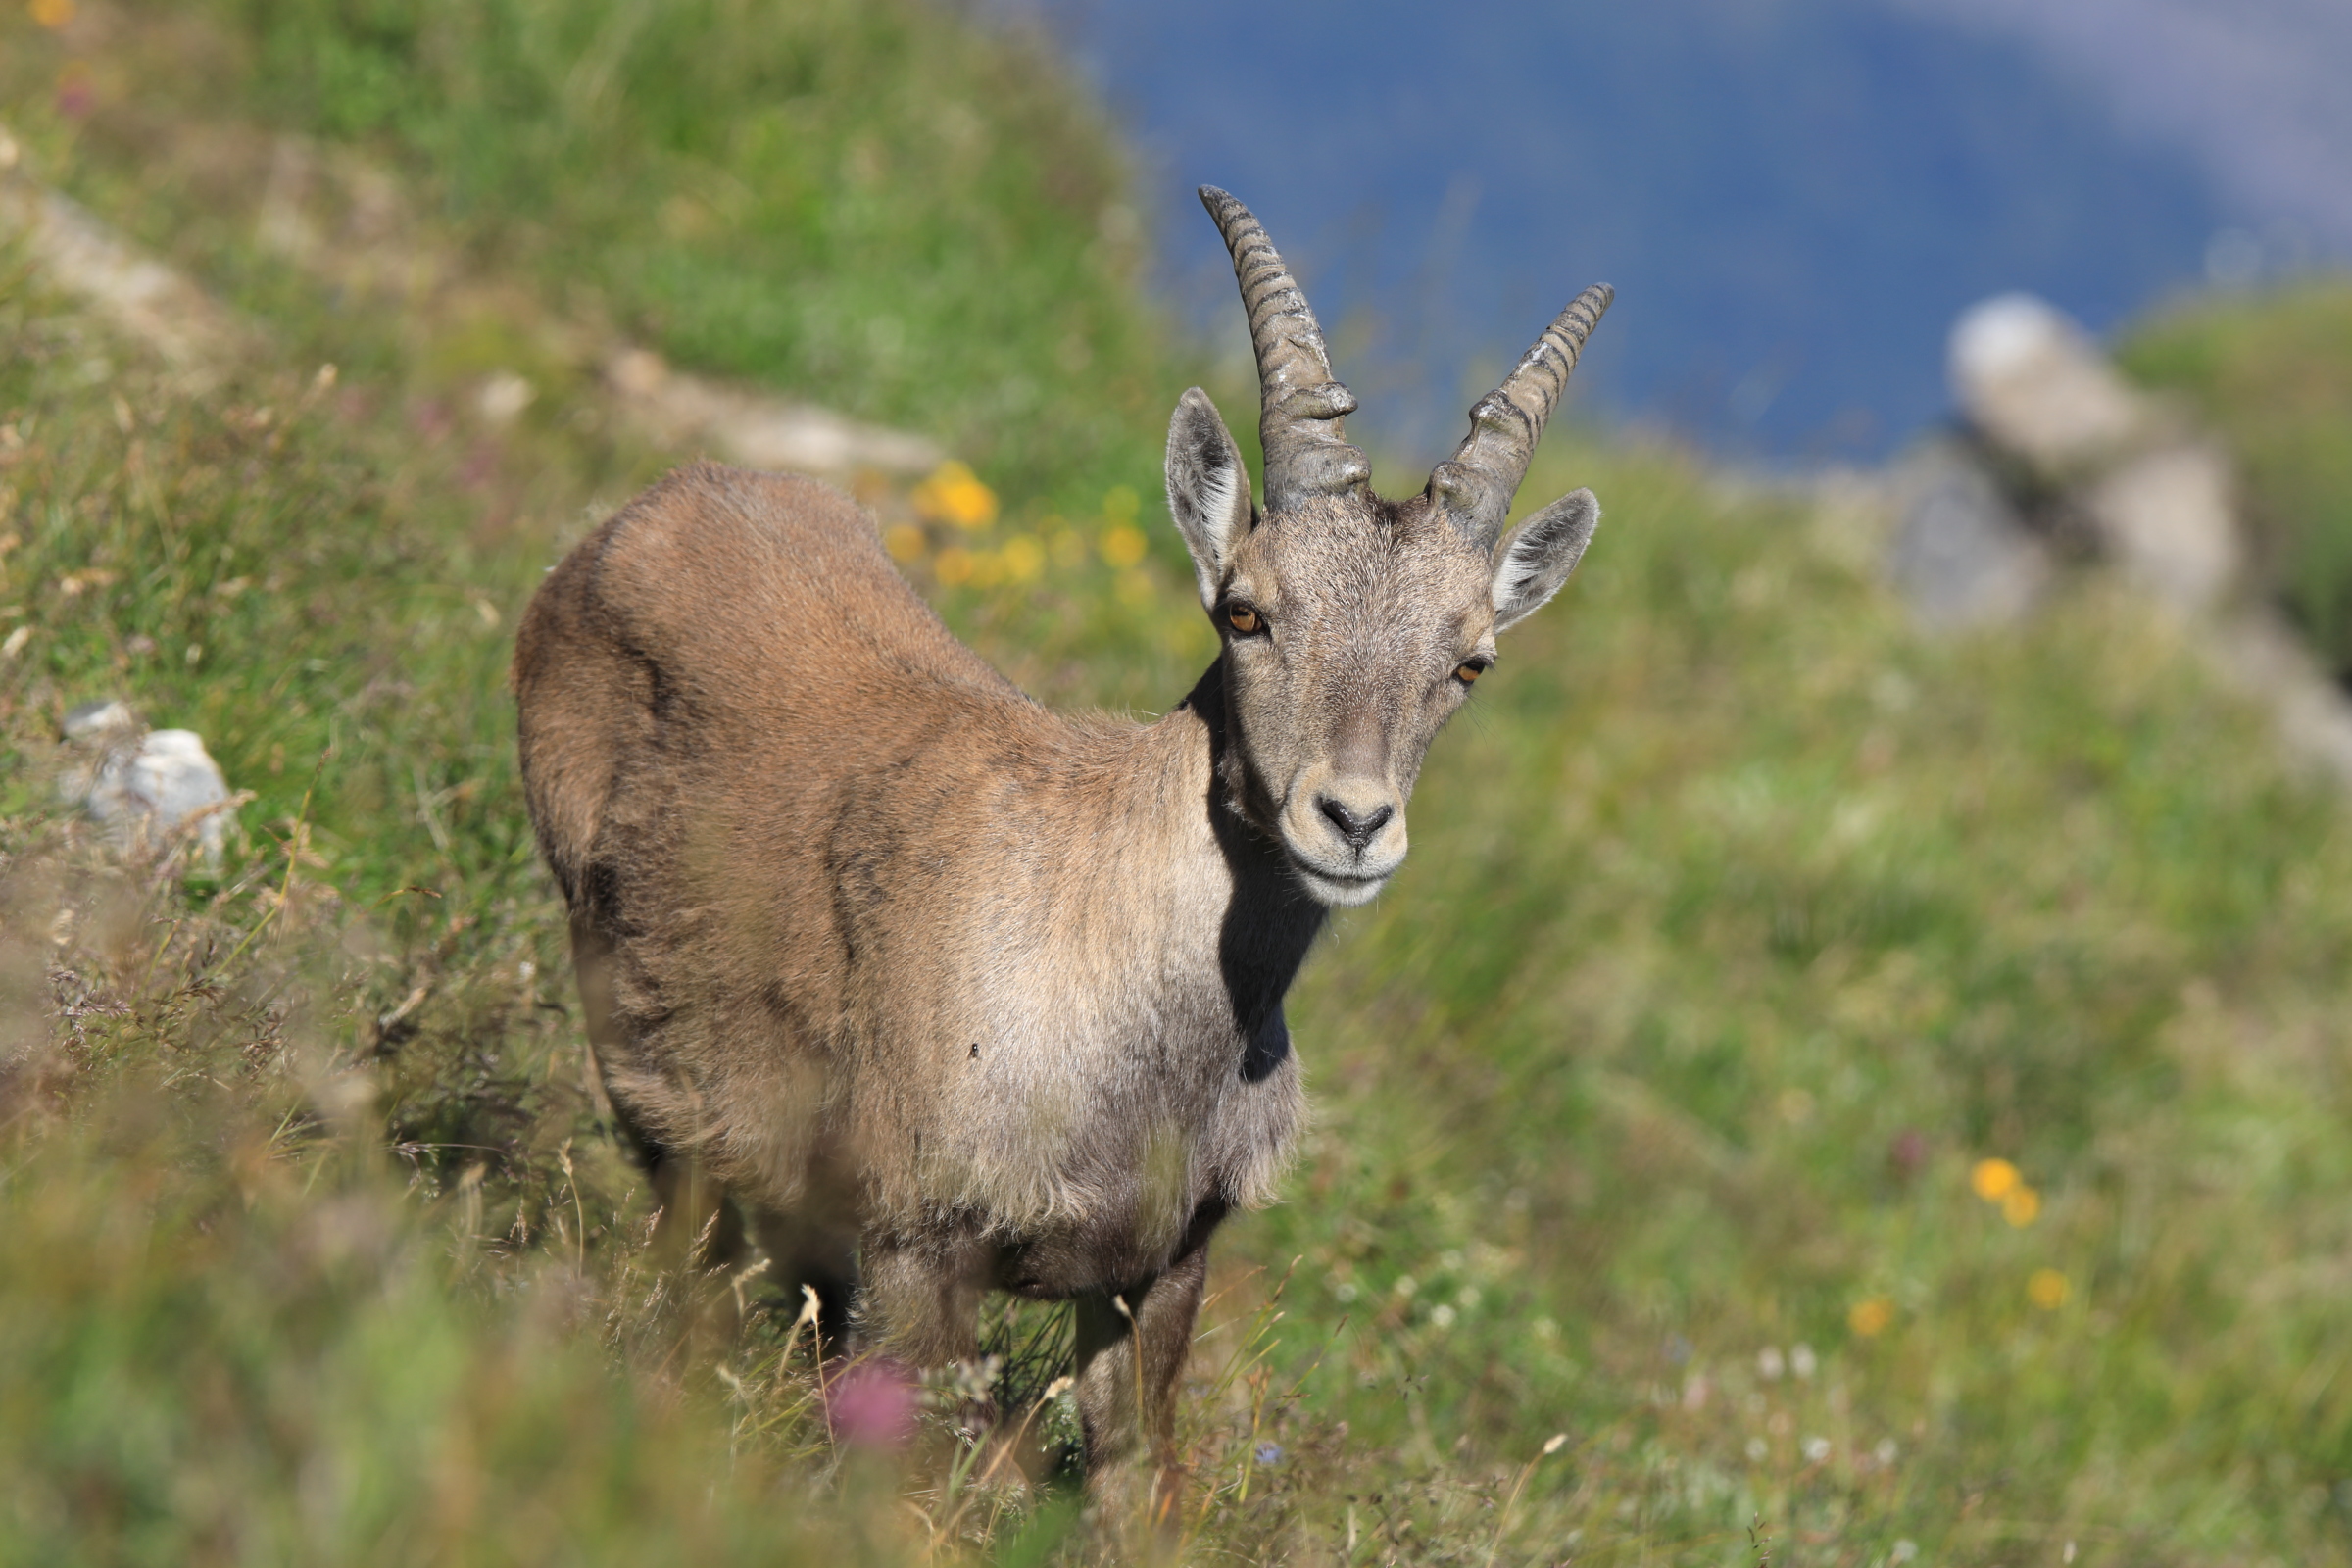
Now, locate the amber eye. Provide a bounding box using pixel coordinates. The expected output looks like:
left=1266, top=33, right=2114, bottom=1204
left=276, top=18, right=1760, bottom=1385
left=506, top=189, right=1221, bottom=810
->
left=1454, top=661, right=1488, bottom=685
left=1225, top=605, right=1262, bottom=635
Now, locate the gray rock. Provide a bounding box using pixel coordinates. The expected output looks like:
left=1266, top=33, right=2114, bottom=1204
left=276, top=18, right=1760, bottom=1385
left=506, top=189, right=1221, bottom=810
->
left=1946, top=293, right=2244, bottom=615
left=60, top=702, right=234, bottom=865
left=2082, top=439, right=2241, bottom=613
left=602, top=348, right=944, bottom=477
left=1887, top=440, right=2050, bottom=628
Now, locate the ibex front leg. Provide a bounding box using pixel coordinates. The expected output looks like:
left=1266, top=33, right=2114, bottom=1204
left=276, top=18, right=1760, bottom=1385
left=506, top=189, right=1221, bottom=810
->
left=858, top=1230, right=990, bottom=1365
left=1071, top=1210, right=1222, bottom=1505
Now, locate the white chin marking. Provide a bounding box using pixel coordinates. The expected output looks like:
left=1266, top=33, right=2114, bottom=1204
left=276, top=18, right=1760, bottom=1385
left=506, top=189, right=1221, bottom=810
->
left=1290, top=862, right=1393, bottom=907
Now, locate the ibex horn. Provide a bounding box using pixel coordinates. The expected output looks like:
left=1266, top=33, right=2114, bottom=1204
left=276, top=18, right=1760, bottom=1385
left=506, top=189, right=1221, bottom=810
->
left=1199, top=186, right=1371, bottom=510
left=1427, top=282, right=1614, bottom=550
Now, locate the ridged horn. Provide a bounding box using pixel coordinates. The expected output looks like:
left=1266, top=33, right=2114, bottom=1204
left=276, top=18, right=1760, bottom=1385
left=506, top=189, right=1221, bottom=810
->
left=1199, top=185, right=1371, bottom=510
left=1428, top=282, right=1614, bottom=549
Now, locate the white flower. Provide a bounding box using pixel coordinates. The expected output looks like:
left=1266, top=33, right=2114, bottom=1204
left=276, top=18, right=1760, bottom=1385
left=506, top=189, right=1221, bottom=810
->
left=1757, top=1347, right=1786, bottom=1380
left=1790, top=1343, right=1818, bottom=1379
left=1801, top=1435, right=1832, bottom=1462
left=1430, top=1303, right=1457, bottom=1329
left=1890, top=1541, right=1919, bottom=1564
left=1744, top=1438, right=1768, bottom=1462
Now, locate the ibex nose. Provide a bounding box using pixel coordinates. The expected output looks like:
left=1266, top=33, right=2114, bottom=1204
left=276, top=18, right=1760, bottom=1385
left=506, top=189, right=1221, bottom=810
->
left=1317, top=795, right=1395, bottom=852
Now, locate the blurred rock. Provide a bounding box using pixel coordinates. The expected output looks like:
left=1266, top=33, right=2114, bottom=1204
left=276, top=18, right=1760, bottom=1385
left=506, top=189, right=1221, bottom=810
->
left=0, top=141, right=250, bottom=386
left=61, top=701, right=234, bottom=866
left=1943, top=292, right=2243, bottom=615
left=1922, top=292, right=2352, bottom=790
left=1950, top=293, right=2144, bottom=471
left=2210, top=613, right=2352, bottom=789
left=2084, top=440, right=2239, bottom=612
left=601, top=348, right=944, bottom=478
left=1887, top=439, right=2048, bottom=627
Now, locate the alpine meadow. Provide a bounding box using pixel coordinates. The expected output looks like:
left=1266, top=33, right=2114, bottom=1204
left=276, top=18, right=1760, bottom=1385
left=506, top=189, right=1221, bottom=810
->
left=1, top=3, right=2349, bottom=1564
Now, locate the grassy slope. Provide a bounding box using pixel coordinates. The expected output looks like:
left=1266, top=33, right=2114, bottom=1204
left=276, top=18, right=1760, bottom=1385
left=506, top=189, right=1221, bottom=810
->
left=192, top=0, right=1161, bottom=509
left=3, top=5, right=2350, bottom=1564
left=1256, top=467, right=2352, bottom=1558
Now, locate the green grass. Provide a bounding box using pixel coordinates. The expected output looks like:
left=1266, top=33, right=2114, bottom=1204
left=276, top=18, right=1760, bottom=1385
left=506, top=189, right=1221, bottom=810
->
left=4, top=6, right=2352, bottom=1563
left=2120, top=277, right=2352, bottom=676
left=3, top=0, right=1173, bottom=514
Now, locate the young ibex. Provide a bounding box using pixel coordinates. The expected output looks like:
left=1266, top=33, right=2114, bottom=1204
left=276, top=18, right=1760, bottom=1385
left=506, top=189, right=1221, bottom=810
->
left=514, top=187, right=1610, bottom=1478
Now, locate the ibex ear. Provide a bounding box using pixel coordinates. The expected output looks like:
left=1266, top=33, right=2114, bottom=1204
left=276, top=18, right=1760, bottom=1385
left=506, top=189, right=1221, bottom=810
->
left=1165, top=387, right=1255, bottom=612
left=1492, top=488, right=1600, bottom=632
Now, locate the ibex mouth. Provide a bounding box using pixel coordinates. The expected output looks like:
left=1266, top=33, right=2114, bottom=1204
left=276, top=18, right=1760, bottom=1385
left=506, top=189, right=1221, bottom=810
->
left=1283, top=852, right=1399, bottom=908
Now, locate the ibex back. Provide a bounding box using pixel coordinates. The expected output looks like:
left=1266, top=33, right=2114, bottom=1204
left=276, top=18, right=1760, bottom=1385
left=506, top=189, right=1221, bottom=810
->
left=514, top=187, right=1611, bottom=1480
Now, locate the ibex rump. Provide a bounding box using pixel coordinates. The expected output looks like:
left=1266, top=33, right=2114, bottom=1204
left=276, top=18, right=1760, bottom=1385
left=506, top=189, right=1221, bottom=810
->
left=514, top=187, right=1610, bottom=1479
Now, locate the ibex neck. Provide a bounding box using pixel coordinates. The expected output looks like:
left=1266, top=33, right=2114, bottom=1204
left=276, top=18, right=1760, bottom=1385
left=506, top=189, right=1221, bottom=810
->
left=1162, top=659, right=1328, bottom=1068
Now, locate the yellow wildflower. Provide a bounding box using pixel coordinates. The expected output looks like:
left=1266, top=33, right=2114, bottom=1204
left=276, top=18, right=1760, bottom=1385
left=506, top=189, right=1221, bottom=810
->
left=2001, top=1186, right=2040, bottom=1227
left=882, top=523, right=926, bottom=564
left=1000, top=534, right=1045, bottom=582
left=30, top=0, right=74, bottom=28
left=1100, top=523, right=1148, bottom=569
left=1970, top=1157, right=2020, bottom=1201
left=1847, top=1296, right=1894, bottom=1338
left=2028, top=1268, right=2069, bottom=1310
left=934, top=546, right=974, bottom=586
left=912, top=462, right=998, bottom=530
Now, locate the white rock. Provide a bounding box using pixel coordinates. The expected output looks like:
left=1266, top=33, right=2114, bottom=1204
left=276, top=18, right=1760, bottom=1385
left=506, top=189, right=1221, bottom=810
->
left=1950, top=293, right=2144, bottom=468
left=474, top=369, right=536, bottom=425
left=64, top=705, right=234, bottom=865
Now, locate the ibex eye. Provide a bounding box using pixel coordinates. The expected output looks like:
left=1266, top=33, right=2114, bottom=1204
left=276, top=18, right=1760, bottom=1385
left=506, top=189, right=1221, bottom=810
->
left=1454, top=661, right=1489, bottom=685
left=1225, top=605, right=1262, bottom=635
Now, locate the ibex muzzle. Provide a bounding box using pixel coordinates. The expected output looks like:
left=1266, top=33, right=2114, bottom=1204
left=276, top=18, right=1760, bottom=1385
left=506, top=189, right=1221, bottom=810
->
left=513, top=185, right=1609, bottom=1487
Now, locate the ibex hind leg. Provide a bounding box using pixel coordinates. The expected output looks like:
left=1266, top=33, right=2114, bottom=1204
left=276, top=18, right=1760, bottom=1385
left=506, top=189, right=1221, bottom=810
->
left=747, top=1204, right=859, bottom=1350
left=569, top=916, right=744, bottom=1270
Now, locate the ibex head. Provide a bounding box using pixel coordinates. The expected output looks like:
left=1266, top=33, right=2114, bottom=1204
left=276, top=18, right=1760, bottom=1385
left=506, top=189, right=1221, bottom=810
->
left=1169, top=187, right=1612, bottom=906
